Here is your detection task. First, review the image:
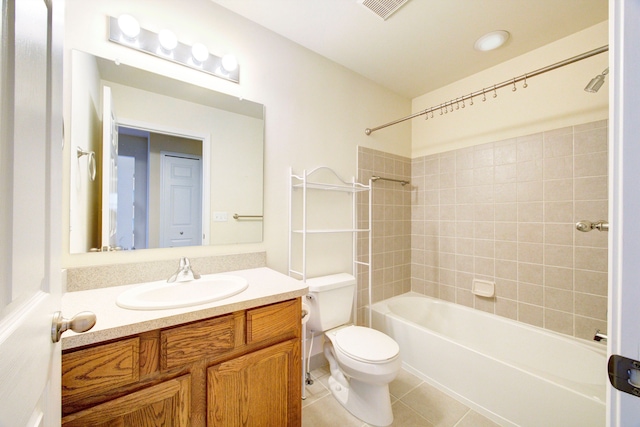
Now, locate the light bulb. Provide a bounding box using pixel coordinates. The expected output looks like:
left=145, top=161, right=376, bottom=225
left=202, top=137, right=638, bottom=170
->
left=117, top=14, right=140, bottom=40
left=158, top=29, right=177, bottom=52
left=221, top=54, right=238, bottom=72
left=191, top=43, right=209, bottom=63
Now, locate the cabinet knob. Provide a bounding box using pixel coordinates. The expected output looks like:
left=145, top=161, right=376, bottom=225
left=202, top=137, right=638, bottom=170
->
left=51, top=311, right=96, bottom=343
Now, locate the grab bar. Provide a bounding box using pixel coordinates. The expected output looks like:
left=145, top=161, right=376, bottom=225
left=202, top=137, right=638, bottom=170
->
left=233, top=214, right=263, bottom=220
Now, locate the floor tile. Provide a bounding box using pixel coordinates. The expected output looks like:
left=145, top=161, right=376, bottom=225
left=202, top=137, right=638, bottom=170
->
left=399, top=382, right=469, bottom=427
left=302, top=392, right=364, bottom=427
left=389, top=369, right=423, bottom=399
left=389, top=401, right=434, bottom=426
left=454, top=410, right=501, bottom=427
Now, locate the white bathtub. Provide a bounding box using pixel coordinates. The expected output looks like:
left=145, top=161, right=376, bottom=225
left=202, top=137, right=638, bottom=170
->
left=371, top=293, right=606, bottom=427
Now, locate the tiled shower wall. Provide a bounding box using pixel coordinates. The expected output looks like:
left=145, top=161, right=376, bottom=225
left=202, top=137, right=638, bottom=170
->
left=356, top=148, right=412, bottom=324
left=358, top=119, right=608, bottom=340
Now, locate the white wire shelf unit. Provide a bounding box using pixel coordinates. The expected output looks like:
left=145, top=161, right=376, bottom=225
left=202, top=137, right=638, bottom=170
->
left=288, top=166, right=372, bottom=285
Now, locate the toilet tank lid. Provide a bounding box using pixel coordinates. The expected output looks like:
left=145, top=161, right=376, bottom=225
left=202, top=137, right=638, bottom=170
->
left=306, top=273, right=356, bottom=292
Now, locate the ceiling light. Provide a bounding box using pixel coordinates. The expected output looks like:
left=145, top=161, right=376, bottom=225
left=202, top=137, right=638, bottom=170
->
left=191, top=43, right=209, bottom=63
left=158, top=29, right=177, bottom=52
left=474, top=30, right=510, bottom=52
left=584, top=67, right=609, bottom=93
left=117, top=14, right=140, bottom=40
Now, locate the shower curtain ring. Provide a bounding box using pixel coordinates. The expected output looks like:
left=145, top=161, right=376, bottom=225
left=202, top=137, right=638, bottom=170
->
left=470, top=93, right=474, bottom=106
left=493, top=85, right=497, bottom=98
left=523, top=74, right=528, bottom=88
left=512, top=78, right=517, bottom=92
left=482, top=89, right=486, bottom=102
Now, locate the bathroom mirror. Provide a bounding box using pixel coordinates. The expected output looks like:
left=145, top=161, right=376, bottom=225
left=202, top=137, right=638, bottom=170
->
left=68, top=50, right=264, bottom=253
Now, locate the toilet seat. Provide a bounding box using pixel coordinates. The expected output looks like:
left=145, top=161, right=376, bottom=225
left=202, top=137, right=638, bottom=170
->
left=334, top=326, right=399, bottom=364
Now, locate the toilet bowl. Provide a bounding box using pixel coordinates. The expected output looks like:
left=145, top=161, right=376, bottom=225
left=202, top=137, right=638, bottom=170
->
left=305, top=273, right=401, bottom=427
left=323, top=325, right=401, bottom=426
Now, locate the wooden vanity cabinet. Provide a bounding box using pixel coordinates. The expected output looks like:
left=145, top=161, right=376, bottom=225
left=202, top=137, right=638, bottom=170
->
left=61, top=298, right=302, bottom=427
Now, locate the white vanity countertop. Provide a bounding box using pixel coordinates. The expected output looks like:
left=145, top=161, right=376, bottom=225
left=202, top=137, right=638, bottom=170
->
left=61, top=267, right=307, bottom=350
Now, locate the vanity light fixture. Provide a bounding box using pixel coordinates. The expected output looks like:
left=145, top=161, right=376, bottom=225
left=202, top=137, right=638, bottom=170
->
left=108, top=15, right=240, bottom=83
left=474, top=30, right=510, bottom=52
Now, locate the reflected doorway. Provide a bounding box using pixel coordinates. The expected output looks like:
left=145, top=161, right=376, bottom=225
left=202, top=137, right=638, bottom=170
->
left=116, top=126, right=203, bottom=249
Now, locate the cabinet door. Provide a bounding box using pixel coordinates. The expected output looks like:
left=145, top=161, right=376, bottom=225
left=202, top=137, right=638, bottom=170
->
left=61, top=374, right=190, bottom=427
left=207, top=339, right=301, bottom=426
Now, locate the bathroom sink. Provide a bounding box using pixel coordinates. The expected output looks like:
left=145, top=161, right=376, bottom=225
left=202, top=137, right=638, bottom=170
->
left=116, top=274, right=249, bottom=310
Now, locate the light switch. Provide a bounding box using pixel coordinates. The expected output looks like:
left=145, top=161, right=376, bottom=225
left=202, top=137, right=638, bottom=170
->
left=213, top=212, right=228, bottom=222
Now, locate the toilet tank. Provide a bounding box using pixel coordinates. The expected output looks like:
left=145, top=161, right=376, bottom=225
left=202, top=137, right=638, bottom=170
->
left=305, top=273, right=356, bottom=333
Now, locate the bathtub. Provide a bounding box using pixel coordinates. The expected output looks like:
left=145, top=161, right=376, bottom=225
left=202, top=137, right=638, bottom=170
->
left=371, top=293, right=606, bottom=427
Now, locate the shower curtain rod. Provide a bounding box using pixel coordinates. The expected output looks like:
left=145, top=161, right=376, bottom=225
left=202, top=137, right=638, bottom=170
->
left=364, top=45, right=609, bottom=136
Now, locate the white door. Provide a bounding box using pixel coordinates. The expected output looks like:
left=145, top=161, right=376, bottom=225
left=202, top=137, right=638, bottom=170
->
left=608, top=0, right=640, bottom=425
left=160, top=153, right=202, bottom=247
left=102, top=85, right=118, bottom=250
left=0, top=0, right=63, bottom=425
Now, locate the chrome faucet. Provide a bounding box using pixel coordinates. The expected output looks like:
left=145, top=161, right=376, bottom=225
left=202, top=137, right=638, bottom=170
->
left=167, top=257, right=201, bottom=283
left=593, top=329, right=608, bottom=343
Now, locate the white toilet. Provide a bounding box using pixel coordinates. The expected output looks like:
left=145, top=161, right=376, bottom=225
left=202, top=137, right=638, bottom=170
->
left=305, top=273, right=401, bottom=427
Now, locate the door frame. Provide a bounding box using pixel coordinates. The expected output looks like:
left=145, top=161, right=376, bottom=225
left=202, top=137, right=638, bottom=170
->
left=608, top=0, right=640, bottom=425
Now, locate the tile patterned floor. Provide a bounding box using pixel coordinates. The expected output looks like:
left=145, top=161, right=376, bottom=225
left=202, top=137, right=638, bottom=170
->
left=302, top=367, right=501, bottom=427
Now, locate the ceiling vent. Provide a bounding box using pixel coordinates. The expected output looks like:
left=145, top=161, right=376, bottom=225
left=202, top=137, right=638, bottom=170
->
left=358, top=0, right=411, bottom=20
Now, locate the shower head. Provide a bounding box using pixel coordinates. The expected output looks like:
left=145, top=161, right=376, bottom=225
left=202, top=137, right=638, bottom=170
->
left=584, top=67, right=609, bottom=93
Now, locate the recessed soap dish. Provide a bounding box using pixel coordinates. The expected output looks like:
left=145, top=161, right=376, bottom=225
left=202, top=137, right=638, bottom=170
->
left=472, top=279, right=495, bottom=298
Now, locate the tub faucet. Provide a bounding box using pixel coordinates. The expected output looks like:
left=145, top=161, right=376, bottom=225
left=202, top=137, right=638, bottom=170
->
left=167, top=257, right=201, bottom=283
left=593, top=329, right=608, bottom=343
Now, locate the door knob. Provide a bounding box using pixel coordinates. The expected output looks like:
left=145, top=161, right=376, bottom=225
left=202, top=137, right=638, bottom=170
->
left=51, top=311, right=96, bottom=343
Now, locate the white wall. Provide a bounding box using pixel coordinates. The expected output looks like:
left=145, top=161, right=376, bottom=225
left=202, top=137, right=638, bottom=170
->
left=63, top=0, right=411, bottom=273
left=412, top=21, right=608, bottom=156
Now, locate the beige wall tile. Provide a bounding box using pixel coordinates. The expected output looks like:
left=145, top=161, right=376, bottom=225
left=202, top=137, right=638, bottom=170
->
left=496, top=297, right=518, bottom=320
left=519, top=282, right=543, bottom=305
left=518, top=303, right=544, bottom=327
left=495, top=202, right=517, bottom=222
left=545, top=287, right=573, bottom=312
left=368, top=121, right=608, bottom=342
left=494, top=139, right=517, bottom=165
left=575, top=292, right=607, bottom=320
left=543, top=131, right=573, bottom=158
left=575, top=246, right=607, bottom=272
left=495, top=278, right=517, bottom=299
left=518, top=262, right=543, bottom=285
left=575, top=269, right=607, bottom=296
left=545, top=309, right=574, bottom=335
left=544, top=223, right=574, bottom=246
left=544, top=266, right=574, bottom=290
left=575, top=176, right=608, bottom=201
left=544, top=179, right=573, bottom=201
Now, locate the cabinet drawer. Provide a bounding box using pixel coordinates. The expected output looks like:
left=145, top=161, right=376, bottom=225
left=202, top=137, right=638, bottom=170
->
left=247, top=299, right=300, bottom=344
left=62, top=338, right=140, bottom=399
left=161, top=314, right=236, bottom=370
